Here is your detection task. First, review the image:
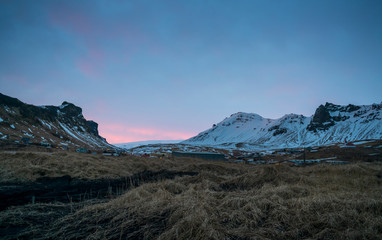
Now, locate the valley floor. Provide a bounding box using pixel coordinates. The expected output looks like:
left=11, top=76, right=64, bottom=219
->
left=1, top=150, right=382, bottom=239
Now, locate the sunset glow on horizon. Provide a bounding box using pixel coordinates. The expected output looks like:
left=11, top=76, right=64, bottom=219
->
left=99, top=124, right=194, bottom=144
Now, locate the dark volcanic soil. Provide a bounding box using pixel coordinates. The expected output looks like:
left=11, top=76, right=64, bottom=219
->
left=0, top=170, right=198, bottom=210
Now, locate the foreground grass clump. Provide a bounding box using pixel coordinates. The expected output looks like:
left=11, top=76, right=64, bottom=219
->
left=1, top=152, right=382, bottom=239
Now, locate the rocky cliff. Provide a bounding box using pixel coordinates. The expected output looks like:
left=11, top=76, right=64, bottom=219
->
left=0, top=93, right=114, bottom=150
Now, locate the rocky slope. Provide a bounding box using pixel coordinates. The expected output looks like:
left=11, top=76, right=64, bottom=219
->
left=0, top=93, right=114, bottom=150
left=183, top=102, right=382, bottom=149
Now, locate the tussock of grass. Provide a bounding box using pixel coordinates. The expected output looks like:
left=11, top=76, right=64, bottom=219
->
left=220, top=165, right=306, bottom=191
left=1, top=152, right=382, bottom=239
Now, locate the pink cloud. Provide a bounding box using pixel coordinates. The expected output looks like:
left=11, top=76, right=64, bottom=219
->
left=48, top=4, right=107, bottom=79
left=103, top=135, right=138, bottom=144
left=48, top=3, right=93, bottom=36
left=98, top=123, right=194, bottom=144
left=75, top=46, right=105, bottom=79
left=76, top=60, right=95, bottom=78
left=49, top=3, right=145, bottom=45
left=1, top=74, right=28, bottom=85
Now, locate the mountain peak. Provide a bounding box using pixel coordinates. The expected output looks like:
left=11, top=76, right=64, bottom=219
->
left=59, top=101, right=83, bottom=117
left=228, top=112, right=263, bottom=121
left=183, top=102, right=382, bottom=149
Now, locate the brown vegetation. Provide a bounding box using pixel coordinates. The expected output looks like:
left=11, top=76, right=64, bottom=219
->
left=1, top=151, right=382, bottom=239
left=0, top=151, right=204, bottom=183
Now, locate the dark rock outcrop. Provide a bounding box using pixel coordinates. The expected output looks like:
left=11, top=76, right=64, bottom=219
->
left=60, top=101, right=83, bottom=117
left=86, top=120, right=99, bottom=136
left=307, top=104, right=334, bottom=131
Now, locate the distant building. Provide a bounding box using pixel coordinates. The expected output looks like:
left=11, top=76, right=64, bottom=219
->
left=326, top=160, right=349, bottom=165
left=1, top=134, right=9, bottom=140
left=41, top=141, right=51, bottom=147
left=172, top=151, right=226, bottom=161
left=288, top=148, right=303, bottom=153
left=21, top=137, right=30, bottom=144
left=76, top=148, right=88, bottom=153
left=103, top=149, right=118, bottom=156
left=56, top=146, right=68, bottom=150
left=234, top=159, right=246, bottom=164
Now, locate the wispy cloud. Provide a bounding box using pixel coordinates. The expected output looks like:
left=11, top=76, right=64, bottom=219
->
left=75, top=47, right=105, bottom=79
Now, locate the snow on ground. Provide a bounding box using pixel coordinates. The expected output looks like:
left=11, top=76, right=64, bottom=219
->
left=4, top=106, right=16, bottom=114
left=126, top=143, right=228, bottom=156
left=353, top=140, right=375, bottom=145
left=340, top=145, right=357, bottom=148
left=59, top=103, right=70, bottom=109
left=116, top=140, right=184, bottom=149
left=58, top=122, right=86, bottom=144
left=39, top=119, right=52, bottom=130
left=369, top=153, right=380, bottom=156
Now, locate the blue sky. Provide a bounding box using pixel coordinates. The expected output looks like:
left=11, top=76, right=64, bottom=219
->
left=1, top=0, right=381, bottom=143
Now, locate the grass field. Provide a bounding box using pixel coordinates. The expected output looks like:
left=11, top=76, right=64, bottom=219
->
left=1, top=151, right=382, bottom=239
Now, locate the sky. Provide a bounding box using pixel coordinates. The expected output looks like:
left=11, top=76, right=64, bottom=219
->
left=1, top=0, right=382, bottom=143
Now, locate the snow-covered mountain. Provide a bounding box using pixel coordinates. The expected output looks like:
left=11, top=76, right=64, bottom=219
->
left=0, top=93, right=115, bottom=150
left=115, top=140, right=184, bottom=149
left=183, top=102, right=382, bottom=149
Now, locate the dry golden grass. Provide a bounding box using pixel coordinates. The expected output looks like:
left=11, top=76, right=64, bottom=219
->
left=0, top=151, right=207, bottom=183
left=1, top=151, right=382, bottom=239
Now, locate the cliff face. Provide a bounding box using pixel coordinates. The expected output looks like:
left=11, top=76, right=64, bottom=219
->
left=306, top=103, right=363, bottom=131
left=0, top=93, right=113, bottom=149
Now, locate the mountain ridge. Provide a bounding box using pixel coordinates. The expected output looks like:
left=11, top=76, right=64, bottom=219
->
left=182, top=102, right=382, bottom=149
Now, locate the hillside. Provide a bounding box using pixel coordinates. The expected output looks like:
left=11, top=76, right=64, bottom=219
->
left=0, top=93, right=114, bottom=150
left=183, top=102, right=382, bottom=149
